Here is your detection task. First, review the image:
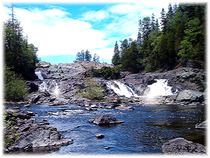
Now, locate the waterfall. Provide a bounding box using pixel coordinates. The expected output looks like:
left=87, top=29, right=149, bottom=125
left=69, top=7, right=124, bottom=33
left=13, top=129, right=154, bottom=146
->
left=107, top=81, right=139, bottom=98
left=35, top=71, right=60, bottom=98
left=53, top=82, right=60, bottom=97
left=144, top=79, right=173, bottom=98
left=35, top=71, right=44, bottom=80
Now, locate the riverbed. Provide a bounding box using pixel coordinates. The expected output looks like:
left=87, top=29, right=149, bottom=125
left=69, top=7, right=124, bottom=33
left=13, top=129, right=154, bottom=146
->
left=6, top=103, right=205, bottom=154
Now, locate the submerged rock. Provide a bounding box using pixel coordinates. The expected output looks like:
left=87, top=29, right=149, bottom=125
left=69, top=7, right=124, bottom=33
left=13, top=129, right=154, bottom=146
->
left=90, top=114, right=124, bottom=126
left=162, top=138, right=206, bottom=154
left=95, top=133, right=104, bottom=139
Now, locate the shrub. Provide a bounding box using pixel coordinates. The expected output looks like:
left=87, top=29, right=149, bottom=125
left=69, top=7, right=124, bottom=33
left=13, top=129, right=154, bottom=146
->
left=5, top=68, right=28, bottom=101
left=79, top=78, right=104, bottom=100
left=90, top=65, right=122, bottom=80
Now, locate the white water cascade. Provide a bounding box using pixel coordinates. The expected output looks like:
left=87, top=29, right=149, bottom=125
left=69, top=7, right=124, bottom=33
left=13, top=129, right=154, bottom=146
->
left=35, top=71, right=60, bottom=97
left=53, top=82, right=60, bottom=98
left=35, top=71, right=44, bottom=80
left=144, top=79, right=173, bottom=98
left=107, top=81, right=139, bottom=98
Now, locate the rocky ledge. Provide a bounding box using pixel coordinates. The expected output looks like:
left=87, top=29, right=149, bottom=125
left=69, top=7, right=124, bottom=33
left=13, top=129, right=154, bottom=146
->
left=26, top=61, right=205, bottom=107
left=162, top=138, right=206, bottom=154
left=4, top=109, right=72, bottom=153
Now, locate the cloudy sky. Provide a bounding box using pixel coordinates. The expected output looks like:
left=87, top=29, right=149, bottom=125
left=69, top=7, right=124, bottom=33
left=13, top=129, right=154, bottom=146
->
left=2, top=0, right=172, bottom=64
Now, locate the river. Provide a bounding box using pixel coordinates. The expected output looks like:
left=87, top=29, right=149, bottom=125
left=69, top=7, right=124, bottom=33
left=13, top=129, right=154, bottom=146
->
left=8, top=103, right=205, bottom=154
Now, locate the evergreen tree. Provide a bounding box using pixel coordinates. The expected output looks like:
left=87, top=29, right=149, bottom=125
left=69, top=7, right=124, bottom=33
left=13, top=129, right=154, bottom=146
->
left=121, top=41, right=143, bottom=73
left=76, top=50, right=85, bottom=61
left=85, top=50, right=92, bottom=61
left=93, top=53, right=100, bottom=62
left=137, top=19, right=143, bottom=45
left=112, top=41, right=121, bottom=65
left=4, top=8, right=38, bottom=80
left=142, top=17, right=151, bottom=40
left=160, top=8, right=167, bottom=31
left=151, top=13, right=155, bottom=31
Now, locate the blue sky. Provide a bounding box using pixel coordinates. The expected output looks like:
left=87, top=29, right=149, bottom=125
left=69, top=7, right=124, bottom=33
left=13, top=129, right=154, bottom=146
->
left=3, top=1, right=170, bottom=64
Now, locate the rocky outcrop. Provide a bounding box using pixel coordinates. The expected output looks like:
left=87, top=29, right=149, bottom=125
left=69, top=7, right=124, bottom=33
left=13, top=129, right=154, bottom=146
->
left=123, top=67, right=205, bottom=96
left=176, top=90, right=204, bottom=102
left=89, top=114, right=124, bottom=126
left=4, top=109, right=72, bottom=153
left=162, top=138, right=206, bottom=154
left=27, top=61, right=205, bottom=106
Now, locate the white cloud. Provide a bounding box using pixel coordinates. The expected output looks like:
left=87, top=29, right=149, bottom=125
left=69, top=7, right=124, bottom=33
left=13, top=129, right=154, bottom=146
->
left=3, top=6, right=111, bottom=58
left=3, top=1, right=174, bottom=61
left=82, top=10, right=108, bottom=22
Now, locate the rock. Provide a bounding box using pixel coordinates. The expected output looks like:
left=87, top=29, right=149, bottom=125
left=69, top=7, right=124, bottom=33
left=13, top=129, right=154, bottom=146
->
left=104, top=146, right=111, bottom=150
left=115, top=105, right=134, bottom=110
left=27, top=82, right=39, bottom=93
left=95, top=133, right=104, bottom=139
left=31, top=95, right=41, bottom=104
left=36, top=61, right=51, bottom=68
left=195, top=121, right=206, bottom=129
left=4, top=110, right=72, bottom=153
left=162, top=138, right=206, bottom=154
left=176, top=90, right=204, bottom=102
left=90, top=114, right=124, bottom=126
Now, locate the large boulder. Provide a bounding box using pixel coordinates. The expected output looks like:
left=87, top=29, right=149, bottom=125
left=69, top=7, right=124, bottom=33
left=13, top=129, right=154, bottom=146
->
left=195, top=121, right=206, bottom=129
left=89, top=114, right=124, bottom=126
left=162, top=138, right=206, bottom=154
left=176, top=90, right=204, bottom=102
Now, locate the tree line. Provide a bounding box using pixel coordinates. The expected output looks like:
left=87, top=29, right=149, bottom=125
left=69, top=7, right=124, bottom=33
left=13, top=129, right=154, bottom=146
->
left=4, top=8, right=38, bottom=101
left=75, top=50, right=100, bottom=63
left=112, top=4, right=205, bottom=73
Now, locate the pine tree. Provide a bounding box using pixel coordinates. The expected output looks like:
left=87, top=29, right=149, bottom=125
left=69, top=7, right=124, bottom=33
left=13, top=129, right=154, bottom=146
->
left=137, top=19, right=143, bottom=45
left=112, top=41, right=121, bottom=65
left=160, top=8, right=167, bottom=32
left=85, top=50, right=92, bottom=61
left=151, top=13, right=155, bottom=31
left=4, top=7, right=38, bottom=80
left=93, top=53, right=100, bottom=62
left=76, top=50, right=85, bottom=61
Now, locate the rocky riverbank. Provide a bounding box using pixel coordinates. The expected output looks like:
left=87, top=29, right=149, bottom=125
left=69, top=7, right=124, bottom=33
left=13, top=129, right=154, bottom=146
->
left=4, top=108, right=72, bottom=153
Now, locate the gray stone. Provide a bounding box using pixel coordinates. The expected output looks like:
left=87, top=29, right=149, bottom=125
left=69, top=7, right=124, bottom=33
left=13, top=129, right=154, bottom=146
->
left=95, top=133, right=104, bottom=139
left=162, top=138, right=206, bottom=154
left=195, top=121, right=206, bottom=129
left=176, top=90, right=204, bottom=102
left=90, top=114, right=124, bottom=126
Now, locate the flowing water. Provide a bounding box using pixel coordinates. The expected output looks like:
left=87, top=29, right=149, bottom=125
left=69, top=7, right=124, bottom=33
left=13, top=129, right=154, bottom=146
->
left=9, top=103, right=205, bottom=154
left=107, top=81, right=139, bottom=98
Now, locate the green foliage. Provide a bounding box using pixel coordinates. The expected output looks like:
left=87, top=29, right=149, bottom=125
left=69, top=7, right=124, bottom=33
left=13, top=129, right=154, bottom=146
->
left=4, top=17, right=38, bottom=80
left=112, top=4, right=205, bottom=72
left=112, top=41, right=121, bottom=65
left=5, top=68, right=28, bottom=101
left=93, top=53, right=100, bottom=62
left=79, top=78, right=104, bottom=100
left=121, top=41, right=143, bottom=73
left=90, top=65, right=122, bottom=80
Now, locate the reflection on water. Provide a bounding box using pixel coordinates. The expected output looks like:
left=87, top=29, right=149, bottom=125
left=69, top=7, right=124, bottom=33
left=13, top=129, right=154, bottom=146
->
left=6, top=103, right=205, bottom=154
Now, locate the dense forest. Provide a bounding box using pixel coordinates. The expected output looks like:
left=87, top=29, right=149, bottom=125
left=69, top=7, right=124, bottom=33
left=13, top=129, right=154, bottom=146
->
left=112, top=4, right=205, bottom=73
left=4, top=10, right=38, bottom=101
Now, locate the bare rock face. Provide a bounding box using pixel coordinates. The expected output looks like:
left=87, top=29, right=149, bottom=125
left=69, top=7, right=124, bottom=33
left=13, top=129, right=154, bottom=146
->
left=176, top=90, right=204, bottom=102
left=162, top=138, right=206, bottom=154
left=4, top=109, right=72, bottom=153
left=90, top=114, right=124, bottom=126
